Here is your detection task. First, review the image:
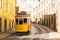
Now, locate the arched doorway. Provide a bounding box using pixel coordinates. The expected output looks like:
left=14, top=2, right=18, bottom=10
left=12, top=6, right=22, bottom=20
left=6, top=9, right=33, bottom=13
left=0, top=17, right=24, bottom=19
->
left=4, top=19, right=7, bottom=32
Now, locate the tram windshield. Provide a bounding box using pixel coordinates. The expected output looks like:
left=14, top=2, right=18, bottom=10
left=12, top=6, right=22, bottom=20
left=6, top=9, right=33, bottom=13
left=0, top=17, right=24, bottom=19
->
left=19, top=20, right=23, bottom=24
left=24, top=18, right=27, bottom=23
left=16, top=18, right=28, bottom=24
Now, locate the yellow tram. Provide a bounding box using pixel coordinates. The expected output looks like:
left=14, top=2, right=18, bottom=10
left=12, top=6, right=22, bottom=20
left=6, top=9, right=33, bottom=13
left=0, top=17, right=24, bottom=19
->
left=15, top=11, right=31, bottom=32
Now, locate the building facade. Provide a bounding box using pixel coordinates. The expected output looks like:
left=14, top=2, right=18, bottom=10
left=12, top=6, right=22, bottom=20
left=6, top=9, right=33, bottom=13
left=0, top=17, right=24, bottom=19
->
left=0, top=0, right=16, bottom=33
left=38, top=0, right=60, bottom=33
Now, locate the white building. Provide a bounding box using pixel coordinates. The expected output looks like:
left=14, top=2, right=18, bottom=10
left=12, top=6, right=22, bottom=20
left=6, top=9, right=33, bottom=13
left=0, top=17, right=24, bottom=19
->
left=55, top=0, right=60, bottom=34
left=39, top=0, right=60, bottom=33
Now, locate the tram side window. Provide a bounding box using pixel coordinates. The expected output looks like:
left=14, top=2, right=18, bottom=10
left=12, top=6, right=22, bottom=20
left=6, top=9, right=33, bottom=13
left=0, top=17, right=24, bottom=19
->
left=24, top=18, right=27, bottom=23
left=19, top=21, right=23, bottom=24
left=16, top=19, right=18, bottom=24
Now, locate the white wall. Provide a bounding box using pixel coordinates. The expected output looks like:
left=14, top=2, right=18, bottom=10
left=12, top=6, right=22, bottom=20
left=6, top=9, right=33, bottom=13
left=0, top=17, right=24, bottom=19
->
left=39, top=0, right=60, bottom=34
left=56, top=0, right=60, bottom=33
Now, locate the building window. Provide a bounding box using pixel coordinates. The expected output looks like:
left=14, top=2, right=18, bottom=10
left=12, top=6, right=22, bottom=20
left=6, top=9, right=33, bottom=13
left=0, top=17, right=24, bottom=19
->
left=4, top=0, right=8, bottom=12
left=0, top=0, right=2, bottom=8
left=38, top=0, right=40, bottom=2
left=0, top=17, right=2, bottom=32
left=4, top=19, right=7, bottom=32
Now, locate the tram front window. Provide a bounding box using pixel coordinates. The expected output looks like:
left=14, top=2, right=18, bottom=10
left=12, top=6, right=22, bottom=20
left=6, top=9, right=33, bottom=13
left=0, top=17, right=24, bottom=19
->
left=19, top=21, right=23, bottom=24
left=24, top=18, right=27, bottom=23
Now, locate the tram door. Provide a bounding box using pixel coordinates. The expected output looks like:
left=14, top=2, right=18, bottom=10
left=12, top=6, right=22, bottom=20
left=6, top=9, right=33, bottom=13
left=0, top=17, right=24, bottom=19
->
left=4, top=19, right=7, bottom=32
left=0, top=18, right=2, bottom=32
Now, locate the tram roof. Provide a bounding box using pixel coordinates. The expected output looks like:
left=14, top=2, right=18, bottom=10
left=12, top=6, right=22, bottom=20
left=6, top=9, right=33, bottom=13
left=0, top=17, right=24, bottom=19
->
left=15, top=11, right=30, bottom=17
left=17, top=11, right=29, bottom=15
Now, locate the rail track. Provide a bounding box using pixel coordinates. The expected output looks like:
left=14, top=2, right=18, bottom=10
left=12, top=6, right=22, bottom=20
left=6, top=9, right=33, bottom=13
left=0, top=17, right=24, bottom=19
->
left=2, top=23, right=54, bottom=40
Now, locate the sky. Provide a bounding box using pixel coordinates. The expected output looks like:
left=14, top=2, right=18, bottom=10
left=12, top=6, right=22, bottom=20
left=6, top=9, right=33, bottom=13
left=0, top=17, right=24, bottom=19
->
left=16, top=0, right=36, bottom=13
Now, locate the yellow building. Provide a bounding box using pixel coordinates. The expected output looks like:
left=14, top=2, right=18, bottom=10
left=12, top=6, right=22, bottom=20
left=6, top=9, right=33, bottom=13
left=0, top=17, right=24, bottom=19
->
left=0, top=0, right=16, bottom=33
left=16, top=6, right=19, bottom=13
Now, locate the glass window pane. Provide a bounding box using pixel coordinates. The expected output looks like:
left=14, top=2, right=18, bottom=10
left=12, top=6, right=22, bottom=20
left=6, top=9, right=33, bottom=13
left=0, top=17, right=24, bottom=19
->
left=19, top=21, right=23, bottom=24
left=24, top=18, right=27, bottom=23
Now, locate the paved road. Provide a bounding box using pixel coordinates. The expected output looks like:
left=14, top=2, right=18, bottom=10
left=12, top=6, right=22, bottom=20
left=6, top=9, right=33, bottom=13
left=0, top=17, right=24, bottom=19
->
left=2, top=23, right=60, bottom=40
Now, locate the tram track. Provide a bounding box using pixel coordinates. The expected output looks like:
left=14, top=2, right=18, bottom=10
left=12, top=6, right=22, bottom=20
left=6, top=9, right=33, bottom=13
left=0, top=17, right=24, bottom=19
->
left=38, top=25, right=49, bottom=33
left=32, top=23, right=49, bottom=34
left=2, top=23, right=52, bottom=40
left=33, top=25, right=43, bottom=34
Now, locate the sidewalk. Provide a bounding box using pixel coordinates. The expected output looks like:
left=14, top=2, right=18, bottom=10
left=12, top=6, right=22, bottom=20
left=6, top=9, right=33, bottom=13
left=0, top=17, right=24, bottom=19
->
left=0, top=30, right=14, bottom=40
